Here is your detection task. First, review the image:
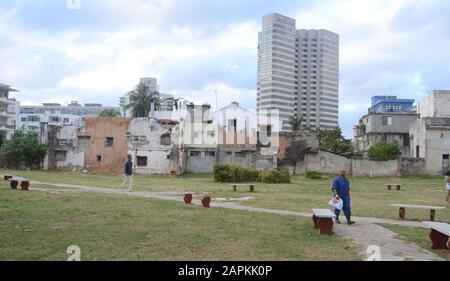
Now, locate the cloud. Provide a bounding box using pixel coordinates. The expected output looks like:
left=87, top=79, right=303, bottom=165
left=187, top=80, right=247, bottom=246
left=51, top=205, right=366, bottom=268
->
left=1, top=0, right=450, bottom=139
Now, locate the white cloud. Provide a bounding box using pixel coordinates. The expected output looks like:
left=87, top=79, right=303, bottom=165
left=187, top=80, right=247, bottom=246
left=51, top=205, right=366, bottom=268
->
left=2, top=0, right=450, bottom=139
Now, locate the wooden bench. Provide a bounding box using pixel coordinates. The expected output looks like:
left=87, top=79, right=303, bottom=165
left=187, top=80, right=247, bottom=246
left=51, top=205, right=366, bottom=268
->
left=4, top=175, right=13, bottom=181
left=230, top=184, right=255, bottom=192
left=8, top=178, right=31, bottom=191
left=423, top=221, right=450, bottom=251
left=385, top=184, right=401, bottom=190
left=312, top=209, right=336, bottom=235
left=390, top=204, right=446, bottom=221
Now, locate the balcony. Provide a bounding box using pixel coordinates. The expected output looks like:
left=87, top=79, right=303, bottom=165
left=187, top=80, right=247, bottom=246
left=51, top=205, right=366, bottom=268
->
left=0, top=124, right=14, bottom=132
left=0, top=97, right=17, bottom=105
left=0, top=110, right=15, bottom=118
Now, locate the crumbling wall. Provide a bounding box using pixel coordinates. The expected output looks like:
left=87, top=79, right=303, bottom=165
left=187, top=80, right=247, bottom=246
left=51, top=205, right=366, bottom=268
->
left=399, top=158, right=426, bottom=176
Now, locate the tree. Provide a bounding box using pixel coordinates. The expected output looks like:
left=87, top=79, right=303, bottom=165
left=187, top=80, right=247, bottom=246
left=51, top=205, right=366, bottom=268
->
left=124, top=83, right=161, bottom=118
left=367, top=142, right=401, bottom=161
left=99, top=109, right=120, bottom=117
left=287, top=115, right=303, bottom=137
left=319, top=128, right=354, bottom=154
left=283, top=140, right=309, bottom=175
left=0, top=130, right=48, bottom=169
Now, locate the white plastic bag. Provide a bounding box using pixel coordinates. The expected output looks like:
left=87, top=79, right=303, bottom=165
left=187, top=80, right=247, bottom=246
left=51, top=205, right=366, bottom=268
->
left=328, top=197, right=343, bottom=210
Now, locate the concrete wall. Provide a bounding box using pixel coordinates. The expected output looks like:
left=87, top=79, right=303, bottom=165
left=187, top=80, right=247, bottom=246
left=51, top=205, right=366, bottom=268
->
left=56, top=149, right=84, bottom=170
left=410, top=118, right=450, bottom=175
left=364, top=113, right=419, bottom=134
left=399, top=158, right=426, bottom=176
left=418, top=90, right=450, bottom=118
left=186, top=149, right=216, bottom=173
left=281, top=150, right=411, bottom=177
left=352, top=159, right=399, bottom=177
left=355, top=113, right=418, bottom=157
left=255, top=155, right=275, bottom=170
left=127, top=118, right=175, bottom=175
left=83, top=117, right=131, bottom=173
left=304, top=150, right=351, bottom=174
left=184, top=147, right=275, bottom=173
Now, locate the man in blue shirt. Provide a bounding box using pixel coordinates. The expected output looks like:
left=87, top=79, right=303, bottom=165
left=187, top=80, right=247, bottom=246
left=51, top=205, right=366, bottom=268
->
left=332, top=170, right=355, bottom=225
left=122, top=155, right=134, bottom=192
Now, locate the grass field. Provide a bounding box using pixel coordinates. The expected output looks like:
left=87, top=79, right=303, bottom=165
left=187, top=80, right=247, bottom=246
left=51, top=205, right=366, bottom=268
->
left=2, top=169, right=449, bottom=222
left=1, top=169, right=449, bottom=260
left=0, top=187, right=359, bottom=261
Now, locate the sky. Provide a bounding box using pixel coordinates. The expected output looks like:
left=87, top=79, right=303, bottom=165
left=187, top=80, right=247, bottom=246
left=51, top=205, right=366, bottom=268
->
left=1, top=0, right=450, bottom=139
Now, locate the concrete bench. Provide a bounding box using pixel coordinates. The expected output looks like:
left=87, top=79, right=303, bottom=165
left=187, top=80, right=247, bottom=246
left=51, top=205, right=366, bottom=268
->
left=390, top=204, right=446, bottom=221
left=230, top=184, right=255, bottom=192
left=385, top=184, right=401, bottom=190
left=312, top=209, right=336, bottom=235
left=423, top=221, right=450, bottom=251
left=8, top=178, right=31, bottom=191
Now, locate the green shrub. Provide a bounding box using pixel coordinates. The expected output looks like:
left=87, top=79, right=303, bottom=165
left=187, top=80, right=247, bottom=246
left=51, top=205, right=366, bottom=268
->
left=0, top=130, right=48, bottom=169
left=258, top=169, right=291, bottom=184
left=213, top=164, right=290, bottom=184
left=213, top=164, right=259, bottom=183
left=367, top=142, right=401, bottom=161
left=242, top=168, right=259, bottom=182
left=306, top=171, right=322, bottom=179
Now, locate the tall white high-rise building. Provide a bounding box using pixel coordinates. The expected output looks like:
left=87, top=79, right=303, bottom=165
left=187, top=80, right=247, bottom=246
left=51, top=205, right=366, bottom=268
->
left=257, top=13, right=339, bottom=131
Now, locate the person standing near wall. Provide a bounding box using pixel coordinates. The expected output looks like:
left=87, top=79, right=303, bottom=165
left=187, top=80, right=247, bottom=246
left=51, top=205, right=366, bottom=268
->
left=332, top=170, right=355, bottom=225
left=445, top=172, right=450, bottom=204
left=123, top=155, right=134, bottom=192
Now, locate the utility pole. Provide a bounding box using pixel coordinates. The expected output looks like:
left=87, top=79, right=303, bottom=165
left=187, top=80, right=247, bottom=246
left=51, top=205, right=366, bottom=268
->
left=215, top=89, right=220, bottom=164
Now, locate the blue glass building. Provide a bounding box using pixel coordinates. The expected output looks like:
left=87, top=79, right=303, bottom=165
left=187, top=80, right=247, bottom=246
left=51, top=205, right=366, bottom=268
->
left=369, top=96, right=415, bottom=113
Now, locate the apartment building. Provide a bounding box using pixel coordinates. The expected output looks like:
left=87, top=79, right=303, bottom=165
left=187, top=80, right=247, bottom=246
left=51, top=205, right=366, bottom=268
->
left=257, top=13, right=339, bottom=131
left=0, top=83, right=20, bottom=140
left=19, top=101, right=119, bottom=135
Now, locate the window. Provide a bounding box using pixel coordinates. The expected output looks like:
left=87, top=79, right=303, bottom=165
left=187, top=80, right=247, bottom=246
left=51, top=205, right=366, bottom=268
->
left=78, top=136, right=91, bottom=147
left=382, top=116, right=393, bottom=126
left=96, top=155, right=102, bottom=162
left=190, top=151, right=201, bottom=157
left=205, top=151, right=215, bottom=157
left=49, top=116, right=60, bottom=122
left=63, top=118, right=69, bottom=123
left=236, top=152, right=246, bottom=158
left=416, top=146, right=420, bottom=158
left=54, top=151, right=67, bottom=161
left=403, top=136, right=410, bottom=147
left=137, top=156, right=148, bottom=167
left=105, top=137, right=114, bottom=147
left=160, top=134, right=172, bottom=146
left=21, top=117, right=26, bottom=122
left=27, top=116, right=40, bottom=122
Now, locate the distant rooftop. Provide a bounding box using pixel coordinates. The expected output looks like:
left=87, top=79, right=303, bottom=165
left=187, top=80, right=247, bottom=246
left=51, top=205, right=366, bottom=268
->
left=0, top=83, right=18, bottom=92
left=371, top=95, right=415, bottom=107
left=37, top=102, right=105, bottom=107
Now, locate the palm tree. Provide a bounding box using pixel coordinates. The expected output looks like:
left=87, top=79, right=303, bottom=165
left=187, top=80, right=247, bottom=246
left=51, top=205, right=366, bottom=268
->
left=124, top=83, right=161, bottom=118
left=287, top=115, right=303, bottom=138
left=99, top=109, right=120, bottom=117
